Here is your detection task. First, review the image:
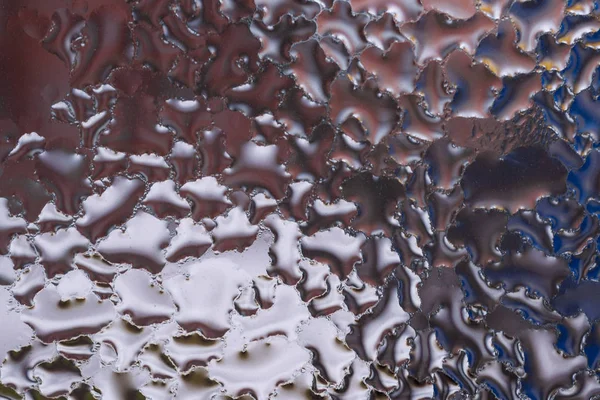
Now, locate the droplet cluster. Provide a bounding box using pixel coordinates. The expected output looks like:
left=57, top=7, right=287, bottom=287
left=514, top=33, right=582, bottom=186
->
left=1, top=0, right=600, bottom=399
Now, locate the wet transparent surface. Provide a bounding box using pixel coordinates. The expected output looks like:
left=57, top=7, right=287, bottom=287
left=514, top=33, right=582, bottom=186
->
left=1, top=0, right=600, bottom=399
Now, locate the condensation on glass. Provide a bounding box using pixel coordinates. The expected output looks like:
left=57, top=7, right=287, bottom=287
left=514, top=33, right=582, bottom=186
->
left=0, top=0, right=599, bottom=399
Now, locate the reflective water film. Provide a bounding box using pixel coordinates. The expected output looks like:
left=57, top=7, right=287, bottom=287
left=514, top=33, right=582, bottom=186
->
left=1, top=0, right=600, bottom=399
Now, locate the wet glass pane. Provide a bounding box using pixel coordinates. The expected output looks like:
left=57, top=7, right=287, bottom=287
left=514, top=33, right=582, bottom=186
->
left=0, top=0, right=599, bottom=398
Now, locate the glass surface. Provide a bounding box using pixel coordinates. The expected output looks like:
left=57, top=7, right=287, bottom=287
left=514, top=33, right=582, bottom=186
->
left=0, top=0, right=598, bottom=398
